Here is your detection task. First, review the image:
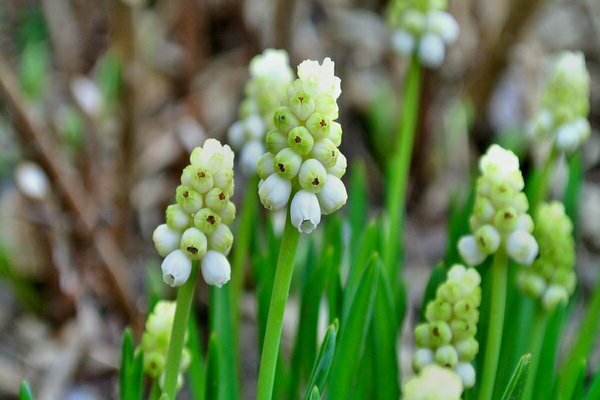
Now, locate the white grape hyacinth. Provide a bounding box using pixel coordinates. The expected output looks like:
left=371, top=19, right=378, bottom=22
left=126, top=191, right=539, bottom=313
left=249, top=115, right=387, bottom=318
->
left=153, top=138, right=236, bottom=287
left=227, top=49, right=293, bottom=175
left=257, top=57, right=348, bottom=234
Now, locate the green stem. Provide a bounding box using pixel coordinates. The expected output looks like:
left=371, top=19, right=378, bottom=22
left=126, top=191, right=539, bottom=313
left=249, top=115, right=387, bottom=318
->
left=162, top=260, right=199, bottom=399
left=529, top=148, right=558, bottom=212
left=522, top=308, right=548, bottom=400
left=383, top=56, right=422, bottom=280
left=149, top=379, right=161, bottom=400
left=479, top=248, right=508, bottom=400
left=256, top=212, right=301, bottom=400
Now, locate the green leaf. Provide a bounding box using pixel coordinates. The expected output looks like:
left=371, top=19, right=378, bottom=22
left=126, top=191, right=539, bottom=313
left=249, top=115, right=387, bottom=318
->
left=187, top=312, right=206, bottom=400
left=349, top=161, right=368, bottom=262
left=303, top=321, right=339, bottom=400
left=120, top=328, right=134, bottom=400
left=205, top=334, right=219, bottom=400
left=19, top=380, right=34, bottom=400
left=533, top=304, right=565, bottom=400
left=572, top=358, right=587, bottom=400
left=564, top=153, right=582, bottom=235
left=585, top=367, right=600, bottom=400
left=328, top=256, right=380, bottom=400
left=500, top=353, right=531, bottom=400
left=308, top=385, right=321, bottom=400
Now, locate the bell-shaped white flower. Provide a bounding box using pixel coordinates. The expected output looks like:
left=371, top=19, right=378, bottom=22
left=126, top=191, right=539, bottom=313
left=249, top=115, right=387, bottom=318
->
left=455, top=362, right=476, bottom=389
left=412, top=348, right=434, bottom=371
left=317, top=175, right=348, bottom=215
left=244, top=114, right=265, bottom=141
left=458, top=235, right=486, bottom=266
left=153, top=224, right=181, bottom=257
left=506, top=230, right=538, bottom=265
left=249, top=49, right=293, bottom=83
left=258, top=173, right=292, bottom=211
left=240, top=140, right=265, bottom=176
left=161, top=250, right=192, bottom=287
left=201, top=250, right=231, bottom=287
left=555, top=122, right=581, bottom=153
left=227, top=121, right=245, bottom=150
left=403, top=365, right=463, bottom=400
left=427, top=11, right=459, bottom=44
left=542, top=284, right=569, bottom=311
left=391, top=29, right=415, bottom=55
left=290, top=190, right=322, bottom=234
left=418, top=33, right=445, bottom=68
left=297, top=57, right=342, bottom=99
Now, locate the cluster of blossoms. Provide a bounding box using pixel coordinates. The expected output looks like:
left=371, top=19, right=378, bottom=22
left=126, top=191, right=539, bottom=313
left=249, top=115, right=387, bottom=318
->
left=528, top=52, right=591, bottom=153
left=518, top=202, right=576, bottom=311
left=228, top=49, right=293, bottom=175
left=458, top=145, right=539, bottom=267
left=257, top=58, right=348, bottom=234
left=413, top=264, right=481, bottom=388
left=140, top=301, right=190, bottom=389
left=388, top=0, right=459, bottom=68
left=403, top=364, right=463, bottom=400
left=152, top=139, right=235, bottom=288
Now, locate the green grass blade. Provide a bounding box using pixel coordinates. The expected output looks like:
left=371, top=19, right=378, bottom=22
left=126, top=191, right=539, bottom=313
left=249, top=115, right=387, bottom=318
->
left=572, top=358, right=587, bottom=400
left=187, top=312, right=206, bottom=400
left=308, top=385, right=321, bottom=400
left=349, top=161, right=368, bottom=263
left=328, top=256, right=380, bottom=400
left=19, top=381, right=34, bottom=400
left=533, top=304, right=565, bottom=400
left=120, top=328, right=134, bottom=400
left=303, top=320, right=339, bottom=400
left=585, top=368, right=600, bottom=400
left=500, top=353, right=531, bottom=400
left=205, top=334, right=219, bottom=400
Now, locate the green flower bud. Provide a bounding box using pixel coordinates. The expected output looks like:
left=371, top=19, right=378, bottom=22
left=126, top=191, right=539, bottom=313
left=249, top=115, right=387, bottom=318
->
left=266, top=129, right=288, bottom=154
left=306, top=112, right=331, bottom=139
left=310, top=138, right=338, bottom=169
left=493, top=207, right=518, bottom=232
left=450, top=320, right=476, bottom=342
left=214, top=169, right=234, bottom=195
left=219, top=201, right=236, bottom=225
left=181, top=165, right=214, bottom=194
left=257, top=152, right=275, bottom=180
left=298, top=159, right=328, bottom=193
left=274, top=148, right=302, bottom=179
left=194, top=208, right=221, bottom=235
left=473, top=197, right=495, bottom=222
left=328, top=121, right=342, bottom=146
left=519, top=272, right=546, bottom=298
left=314, top=93, right=339, bottom=120
left=453, top=299, right=478, bottom=322
left=166, top=204, right=190, bottom=231
left=455, top=338, right=479, bottom=361
left=429, top=321, right=452, bottom=347
left=289, top=89, right=315, bottom=120
left=415, top=323, right=431, bottom=347
left=144, top=352, right=165, bottom=378
left=205, top=187, right=229, bottom=212
left=543, top=284, right=569, bottom=311
left=287, top=126, right=314, bottom=155
left=437, top=281, right=463, bottom=303
left=327, top=152, right=347, bottom=179
left=208, top=223, right=234, bottom=255
left=176, top=185, right=203, bottom=214
left=412, top=348, right=434, bottom=371
left=435, top=345, right=458, bottom=368
left=475, top=225, right=500, bottom=254
left=180, top=227, right=208, bottom=260
left=425, top=299, right=452, bottom=321
left=273, top=106, right=300, bottom=134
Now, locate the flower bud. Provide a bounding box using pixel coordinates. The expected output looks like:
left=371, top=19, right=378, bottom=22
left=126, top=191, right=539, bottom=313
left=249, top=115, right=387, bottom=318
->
left=289, top=89, right=315, bottom=120
left=427, top=11, right=459, bottom=43
left=473, top=197, right=495, bottom=221
left=144, top=352, right=165, bottom=378
left=219, top=201, right=236, bottom=224
left=403, top=365, right=463, bottom=400
left=180, top=227, right=207, bottom=260
left=310, top=138, right=338, bottom=168
left=290, top=190, right=322, bottom=234
left=455, top=362, right=475, bottom=388
left=227, top=120, right=245, bottom=149
left=428, top=321, right=452, bottom=347
left=208, top=223, right=234, bottom=254
left=257, top=152, right=275, bottom=180
left=299, top=159, right=328, bottom=193
left=273, top=148, right=302, bottom=179
left=153, top=224, right=181, bottom=257
left=205, top=187, right=229, bottom=212
left=273, top=106, right=299, bottom=134
left=315, top=94, right=339, bottom=120
left=306, top=112, right=331, bottom=140
left=181, top=166, right=214, bottom=194
left=493, top=207, right=518, bottom=232
left=266, top=129, right=288, bottom=154
left=161, top=250, right=192, bottom=287
left=458, top=235, right=486, bottom=266
left=435, top=345, right=458, bottom=368
left=543, top=284, right=569, bottom=311
left=243, top=114, right=265, bottom=141
left=425, top=299, right=452, bottom=322
left=519, top=272, right=546, bottom=298
left=412, top=348, right=434, bottom=371
left=419, top=33, right=445, bottom=68
left=287, top=126, right=314, bottom=155
left=166, top=204, right=190, bottom=231
left=201, top=250, right=231, bottom=287
left=258, top=173, right=292, bottom=210
left=516, top=214, right=534, bottom=233
left=475, top=225, right=500, bottom=254
left=317, top=175, right=347, bottom=215
left=414, top=323, right=431, bottom=347
left=240, top=140, right=264, bottom=175
left=327, top=121, right=342, bottom=146
left=450, top=320, right=476, bottom=342
left=176, top=185, right=204, bottom=214
left=391, top=29, right=415, bottom=55
left=194, top=208, right=222, bottom=235
left=455, top=338, right=479, bottom=361
left=213, top=169, right=234, bottom=195
left=506, top=230, right=538, bottom=265
left=327, top=152, right=347, bottom=178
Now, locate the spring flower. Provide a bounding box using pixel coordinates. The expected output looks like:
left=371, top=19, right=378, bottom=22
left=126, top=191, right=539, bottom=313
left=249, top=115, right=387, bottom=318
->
left=518, top=202, right=576, bottom=311
left=14, top=161, right=49, bottom=200
left=227, top=49, right=293, bottom=175
left=257, top=58, right=347, bottom=233
left=153, top=138, right=235, bottom=287
left=413, top=264, right=481, bottom=388
left=528, top=52, right=590, bottom=153
left=388, top=0, right=459, bottom=68
left=458, top=145, right=538, bottom=266
left=403, top=364, right=463, bottom=400
left=140, top=301, right=191, bottom=388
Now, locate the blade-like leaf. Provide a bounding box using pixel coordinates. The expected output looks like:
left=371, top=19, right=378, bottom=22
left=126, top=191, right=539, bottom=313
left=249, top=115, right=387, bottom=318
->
left=533, top=303, right=565, bottom=400
left=205, top=334, right=219, bottom=400
left=19, top=381, right=34, bottom=400
left=585, top=367, right=600, bottom=400
left=303, top=320, right=339, bottom=400
left=187, top=312, right=206, bottom=400
left=500, top=353, right=531, bottom=400
left=120, top=328, right=134, bottom=400
left=308, top=385, right=321, bottom=400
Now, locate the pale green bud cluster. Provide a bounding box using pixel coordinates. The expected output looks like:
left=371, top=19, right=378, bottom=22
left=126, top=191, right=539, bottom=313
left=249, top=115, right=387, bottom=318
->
left=404, top=364, right=463, bottom=400
left=458, top=145, right=539, bottom=267
left=387, top=0, right=459, bottom=68
left=258, top=58, right=348, bottom=234
left=518, top=202, right=576, bottom=311
left=413, top=264, right=481, bottom=388
left=228, top=49, right=293, bottom=175
left=153, top=138, right=235, bottom=288
left=529, top=52, right=591, bottom=153
left=140, top=301, right=191, bottom=389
